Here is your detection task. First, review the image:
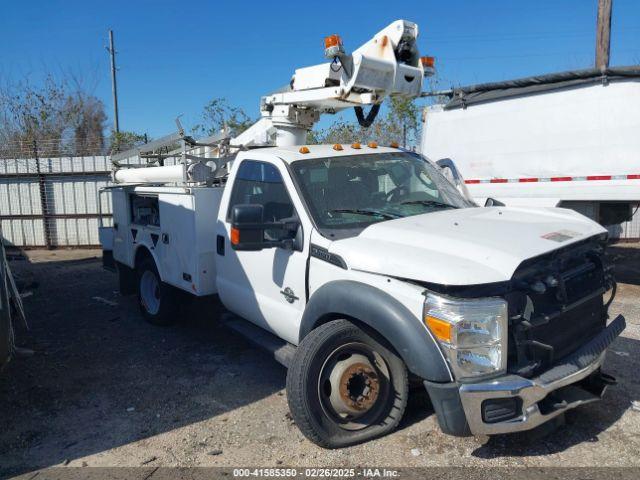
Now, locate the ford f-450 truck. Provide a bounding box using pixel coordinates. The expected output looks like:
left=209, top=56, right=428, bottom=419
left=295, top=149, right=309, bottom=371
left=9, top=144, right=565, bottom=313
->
left=100, top=20, right=626, bottom=448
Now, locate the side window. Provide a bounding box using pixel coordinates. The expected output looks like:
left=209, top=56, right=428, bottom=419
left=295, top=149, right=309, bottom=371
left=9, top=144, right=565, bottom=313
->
left=227, top=160, right=297, bottom=240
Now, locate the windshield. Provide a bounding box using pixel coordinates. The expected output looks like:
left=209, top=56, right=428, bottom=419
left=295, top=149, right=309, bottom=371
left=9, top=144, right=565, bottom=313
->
left=290, top=152, right=474, bottom=237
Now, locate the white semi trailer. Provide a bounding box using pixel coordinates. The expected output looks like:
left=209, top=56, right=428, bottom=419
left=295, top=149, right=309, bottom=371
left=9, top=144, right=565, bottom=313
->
left=420, top=67, right=640, bottom=239
left=100, top=21, right=626, bottom=447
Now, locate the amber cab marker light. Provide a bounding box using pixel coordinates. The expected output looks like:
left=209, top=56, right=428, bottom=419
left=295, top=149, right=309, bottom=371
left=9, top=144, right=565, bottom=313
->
left=299, top=146, right=310, bottom=154
left=351, top=142, right=361, bottom=149
left=230, top=227, right=241, bottom=246
left=333, top=143, right=343, bottom=151
left=368, top=141, right=378, bottom=149
left=425, top=315, right=452, bottom=343
left=390, top=141, right=400, bottom=148
left=420, top=56, right=435, bottom=68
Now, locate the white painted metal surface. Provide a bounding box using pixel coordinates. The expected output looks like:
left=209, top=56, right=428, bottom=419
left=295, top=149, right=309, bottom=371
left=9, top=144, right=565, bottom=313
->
left=114, top=165, right=184, bottom=184
left=329, top=206, right=605, bottom=285
left=111, top=186, right=222, bottom=296
left=420, top=79, right=640, bottom=239
left=421, top=81, right=640, bottom=190
left=214, top=151, right=312, bottom=345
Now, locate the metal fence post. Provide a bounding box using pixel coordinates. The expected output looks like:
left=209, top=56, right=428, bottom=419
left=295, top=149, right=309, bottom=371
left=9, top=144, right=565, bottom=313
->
left=33, top=140, right=52, bottom=249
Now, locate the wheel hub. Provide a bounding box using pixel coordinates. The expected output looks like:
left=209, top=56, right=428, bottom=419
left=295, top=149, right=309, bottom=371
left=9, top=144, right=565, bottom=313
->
left=328, top=354, right=380, bottom=416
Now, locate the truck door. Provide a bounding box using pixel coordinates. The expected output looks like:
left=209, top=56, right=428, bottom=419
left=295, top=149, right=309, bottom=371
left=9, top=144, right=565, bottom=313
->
left=216, top=158, right=309, bottom=345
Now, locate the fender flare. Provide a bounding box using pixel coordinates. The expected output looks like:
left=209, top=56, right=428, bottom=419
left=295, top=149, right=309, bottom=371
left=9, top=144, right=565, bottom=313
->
left=134, top=245, right=161, bottom=277
left=298, top=280, right=452, bottom=382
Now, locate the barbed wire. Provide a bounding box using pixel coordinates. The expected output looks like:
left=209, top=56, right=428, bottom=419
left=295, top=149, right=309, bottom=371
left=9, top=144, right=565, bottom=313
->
left=0, top=144, right=108, bottom=160
left=0, top=136, right=137, bottom=159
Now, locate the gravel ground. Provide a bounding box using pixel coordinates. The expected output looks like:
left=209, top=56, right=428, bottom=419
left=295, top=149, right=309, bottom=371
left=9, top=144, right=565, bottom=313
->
left=0, top=246, right=639, bottom=478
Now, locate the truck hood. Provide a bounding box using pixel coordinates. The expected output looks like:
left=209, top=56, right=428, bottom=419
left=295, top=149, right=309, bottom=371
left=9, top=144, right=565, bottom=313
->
left=329, top=207, right=606, bottom=286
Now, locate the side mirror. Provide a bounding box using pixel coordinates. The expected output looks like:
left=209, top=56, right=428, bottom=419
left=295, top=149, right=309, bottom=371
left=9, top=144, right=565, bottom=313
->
left=230, top=204, right=301, bottom=251
left=435, top=158, right=477, bottom=206
left=484, top=197, right=505, bottom=207
left=231, top=204, right=265, bottom=251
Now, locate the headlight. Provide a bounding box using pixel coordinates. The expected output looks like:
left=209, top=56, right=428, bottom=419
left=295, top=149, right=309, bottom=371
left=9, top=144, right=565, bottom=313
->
left=424, top=293, right=508, bottom=380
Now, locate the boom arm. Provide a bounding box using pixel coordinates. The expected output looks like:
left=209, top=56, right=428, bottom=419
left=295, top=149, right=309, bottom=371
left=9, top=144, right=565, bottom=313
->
left=237, top=19, right=430, bottom=147
left=113, top=19, right=431, bottom=184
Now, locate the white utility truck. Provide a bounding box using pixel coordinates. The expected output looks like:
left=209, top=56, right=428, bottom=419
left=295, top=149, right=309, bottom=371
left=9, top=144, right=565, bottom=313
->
left=100, top=20, right=626, bottom=448
left=420, top=67, right=640, bottom=237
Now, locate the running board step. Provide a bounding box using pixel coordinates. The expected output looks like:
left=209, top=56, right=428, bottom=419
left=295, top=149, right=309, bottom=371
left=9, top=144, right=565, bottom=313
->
left=220, top=313, right=296, bottom=368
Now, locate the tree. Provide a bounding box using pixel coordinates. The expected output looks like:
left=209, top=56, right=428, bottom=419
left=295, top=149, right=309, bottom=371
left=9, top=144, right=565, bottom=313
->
left=0, top=74, right=107, bottom=157
left=0, top=76, right=68, bottom=156
left=108, top=130, right=148, bottom=153
left=66, top=94, right=108, bottom=156
left=306, top=120, right=362, bottom=145
left=383, top=96, right=421, bottom=147
left=309, top=96, right=422, bottom=148
left=192, top=98, right=253, bottom=138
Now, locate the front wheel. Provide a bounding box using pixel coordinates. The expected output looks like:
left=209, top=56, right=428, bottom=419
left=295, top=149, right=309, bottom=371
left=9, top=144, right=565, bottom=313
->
left=136, top=257, right=178, bottom=326
left=286, top=319, right=408, bottom=448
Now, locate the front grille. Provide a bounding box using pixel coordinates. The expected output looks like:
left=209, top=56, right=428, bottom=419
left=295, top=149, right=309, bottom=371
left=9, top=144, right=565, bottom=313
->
left=525, top=294, right=605, bottom=361
left=506, top=237, right=612, bottom=377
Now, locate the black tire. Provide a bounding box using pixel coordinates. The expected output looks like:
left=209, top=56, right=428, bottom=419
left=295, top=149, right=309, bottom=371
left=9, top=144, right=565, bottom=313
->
left=286, top=319, right=408, bottom=448
left=136, top=257, right=179, bottom=326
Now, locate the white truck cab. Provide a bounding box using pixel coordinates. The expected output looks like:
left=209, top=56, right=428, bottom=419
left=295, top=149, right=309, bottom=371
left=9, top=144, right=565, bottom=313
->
left=100, top=20, right=626, bottom=447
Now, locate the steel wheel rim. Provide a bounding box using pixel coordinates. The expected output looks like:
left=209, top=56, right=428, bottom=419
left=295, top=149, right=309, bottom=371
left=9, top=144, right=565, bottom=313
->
left=140, top=270, right=160, bottom=315
left=317, top=342, right=391, bottom=431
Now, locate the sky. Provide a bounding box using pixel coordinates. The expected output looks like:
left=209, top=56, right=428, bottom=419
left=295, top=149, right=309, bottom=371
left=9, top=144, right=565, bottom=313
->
left=2, top=0, right=640, bottom=138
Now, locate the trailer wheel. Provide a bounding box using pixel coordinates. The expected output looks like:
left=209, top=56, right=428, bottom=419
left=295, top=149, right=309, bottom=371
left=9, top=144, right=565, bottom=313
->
left=136, top=257, right=178, bottom=326
left=286, top=319, right=408, bottom=448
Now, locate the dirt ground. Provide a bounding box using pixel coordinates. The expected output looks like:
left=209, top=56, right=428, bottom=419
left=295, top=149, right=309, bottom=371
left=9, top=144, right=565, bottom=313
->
left=1, top=245, right=639, bottom=478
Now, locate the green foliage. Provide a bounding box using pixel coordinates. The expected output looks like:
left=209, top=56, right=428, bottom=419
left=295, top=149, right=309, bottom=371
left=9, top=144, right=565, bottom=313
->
left=309, top=96, right=423, bottom=148
left=307, top=121, right=363, bottom=145
left=192, top=98, right=253, bottom=138
left=108, top=130, right=148, bottom=153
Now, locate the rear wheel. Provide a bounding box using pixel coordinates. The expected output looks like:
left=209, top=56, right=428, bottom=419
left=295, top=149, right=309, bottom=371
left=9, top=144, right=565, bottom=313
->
left=136, top=257, right=178, bottom=326
left=286, top=319, right=408, bottom=448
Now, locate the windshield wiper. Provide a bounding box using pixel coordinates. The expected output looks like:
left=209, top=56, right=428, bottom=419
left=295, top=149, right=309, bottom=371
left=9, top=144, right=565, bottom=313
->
left=329, top=208, right=401, bottom=220
left=400, top=200, right=459, bottom=209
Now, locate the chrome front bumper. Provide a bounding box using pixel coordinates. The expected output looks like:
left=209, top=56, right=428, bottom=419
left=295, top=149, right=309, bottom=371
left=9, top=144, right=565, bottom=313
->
left=458, top=314, right=625, bottom=436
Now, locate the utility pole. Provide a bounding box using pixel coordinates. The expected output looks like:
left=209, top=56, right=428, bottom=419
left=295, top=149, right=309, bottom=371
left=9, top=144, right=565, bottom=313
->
left=107, top=30, right=120, bottom=133
left=595, top=0, right=612, bottom=70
